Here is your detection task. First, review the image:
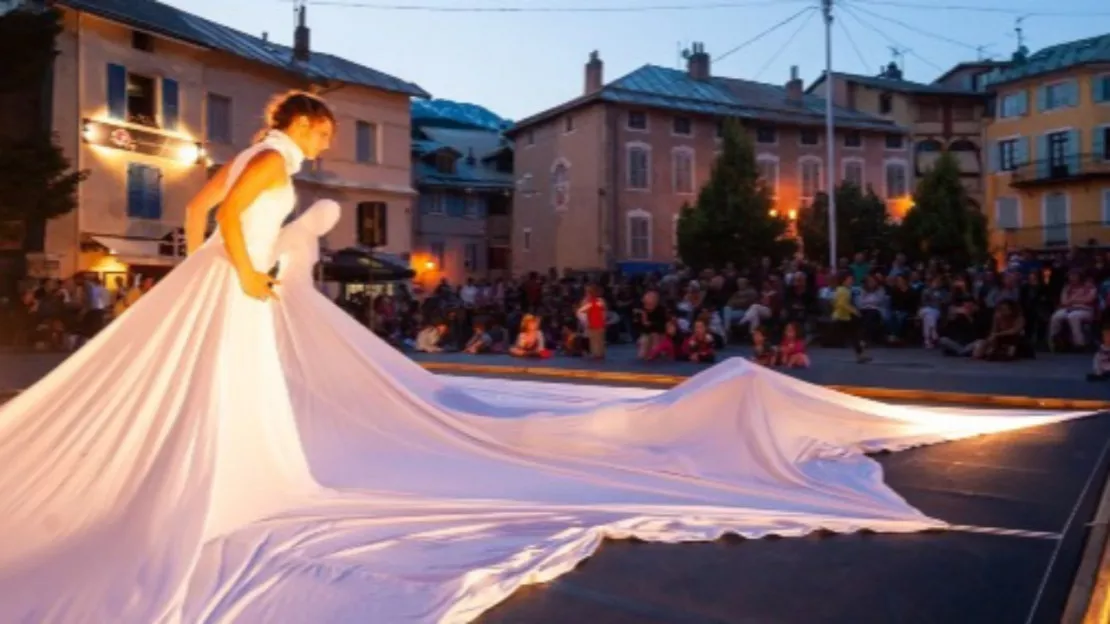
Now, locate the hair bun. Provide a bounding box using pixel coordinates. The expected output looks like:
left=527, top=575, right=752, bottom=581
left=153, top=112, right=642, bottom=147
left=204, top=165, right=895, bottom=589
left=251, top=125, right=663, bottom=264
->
left=261, top=90, right=335, bottom=134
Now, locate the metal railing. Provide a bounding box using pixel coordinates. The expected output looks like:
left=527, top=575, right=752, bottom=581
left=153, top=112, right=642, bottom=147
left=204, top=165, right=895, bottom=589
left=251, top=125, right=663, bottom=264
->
left=1009, top=153, right=1110, bottom=186
left=996, top=220, right=1110, bottom=251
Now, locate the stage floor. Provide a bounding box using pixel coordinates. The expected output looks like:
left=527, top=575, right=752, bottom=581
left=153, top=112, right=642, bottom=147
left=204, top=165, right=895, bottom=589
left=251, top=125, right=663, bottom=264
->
left=480, top=411, right=1110, bottom=624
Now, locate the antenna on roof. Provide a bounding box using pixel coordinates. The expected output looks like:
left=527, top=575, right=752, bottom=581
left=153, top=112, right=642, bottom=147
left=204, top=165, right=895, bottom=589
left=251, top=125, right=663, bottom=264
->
left=974, top=44, right=993, bottom=61
left=1014, top=15, right=1029, bottom=51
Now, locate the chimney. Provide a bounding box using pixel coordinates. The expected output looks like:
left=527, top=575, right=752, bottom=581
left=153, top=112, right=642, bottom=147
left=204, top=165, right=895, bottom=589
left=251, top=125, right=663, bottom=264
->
left=881, top=61, right=902, bottom=80
left=262, top=31, right=269, bottom=42
left=584, top=50, right=603, bottom=94
left=786, top=65, right=803, bottom=101
left=293, top=5, right=310, bottom=62
left=686, top=42, right=711, bottom=80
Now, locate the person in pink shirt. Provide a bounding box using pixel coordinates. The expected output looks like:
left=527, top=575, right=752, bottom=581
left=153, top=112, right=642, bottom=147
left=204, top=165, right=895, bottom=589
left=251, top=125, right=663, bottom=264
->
left=778, top=322, right=810, bottom=368
left=1050, top=271, right=1097, bottom=349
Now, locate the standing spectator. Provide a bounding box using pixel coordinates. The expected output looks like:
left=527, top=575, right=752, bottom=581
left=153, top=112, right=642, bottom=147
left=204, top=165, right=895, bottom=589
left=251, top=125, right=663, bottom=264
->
left=634, top=291, right=666, bottom=359
left=830, top=273, right=871, bottom=363
left=577, top=283, right=607, bottom=360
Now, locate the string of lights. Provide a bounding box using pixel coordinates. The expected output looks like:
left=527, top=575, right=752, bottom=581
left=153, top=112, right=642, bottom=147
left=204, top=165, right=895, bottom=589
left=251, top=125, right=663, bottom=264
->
left=715, top=6, right=815, bottom=62
left=753, top=9, right=817, bottom=79
left=294, top=0, right=809, bottom=13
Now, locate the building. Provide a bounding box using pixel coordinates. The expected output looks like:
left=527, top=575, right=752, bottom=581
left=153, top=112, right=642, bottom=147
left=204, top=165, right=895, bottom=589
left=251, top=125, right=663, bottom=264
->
left=982, top=34, right=1110, bottom=254
left=807, top=61, right=1003, bottom=211
left=409, top=99, right=513, bottom=286
left=505, top=45, right=909, bottom=274
left=15, top=0, right=427, bottom=282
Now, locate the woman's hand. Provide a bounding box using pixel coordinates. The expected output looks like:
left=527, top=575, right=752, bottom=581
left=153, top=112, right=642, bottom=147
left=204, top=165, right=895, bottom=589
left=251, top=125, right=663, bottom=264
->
left=238, top=269, right=280, bottom=301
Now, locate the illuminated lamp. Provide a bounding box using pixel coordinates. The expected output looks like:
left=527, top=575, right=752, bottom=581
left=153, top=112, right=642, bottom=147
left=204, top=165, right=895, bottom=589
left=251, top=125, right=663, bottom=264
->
left=769, top=209, right=779, bottom=218
left=424, top=260, right=436, bottom=271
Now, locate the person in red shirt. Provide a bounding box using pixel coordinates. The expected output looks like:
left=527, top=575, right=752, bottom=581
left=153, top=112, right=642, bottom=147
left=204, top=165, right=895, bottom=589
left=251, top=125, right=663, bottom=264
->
left=577, top=283, right=608, bottom=360
left=683, top=319, right=716, bottom=363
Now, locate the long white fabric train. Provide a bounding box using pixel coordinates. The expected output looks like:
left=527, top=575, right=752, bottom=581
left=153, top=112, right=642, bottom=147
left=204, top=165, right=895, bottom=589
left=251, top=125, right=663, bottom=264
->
left=0, top=179, right=1092, bottom=623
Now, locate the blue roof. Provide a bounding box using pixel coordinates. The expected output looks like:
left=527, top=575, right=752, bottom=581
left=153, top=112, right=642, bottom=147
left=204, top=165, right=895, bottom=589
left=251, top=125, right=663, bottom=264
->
left=509, top=65, right=906, bottom=135
left=58, top=0, right=429, bottom=98
left=985, top=33, right=1110, bottom=88
left=411, top=99, right=510, bottom=131
left=412, top=125, right=512, bottom=190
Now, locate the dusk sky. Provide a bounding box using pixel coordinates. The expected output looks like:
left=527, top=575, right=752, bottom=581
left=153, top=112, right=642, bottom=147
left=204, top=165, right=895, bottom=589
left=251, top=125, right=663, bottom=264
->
left=163, top=0, right=1110, bottom=120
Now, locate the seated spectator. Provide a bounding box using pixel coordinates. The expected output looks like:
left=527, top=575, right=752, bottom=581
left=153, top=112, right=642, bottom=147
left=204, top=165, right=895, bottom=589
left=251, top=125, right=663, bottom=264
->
left=647, top=319, right=680, bottom=361
left=857, top=275, right=888, bottom=343
left=415, top=321, right=447, bottom=353
left=971, top=300, right=1025, bottom=361
left=779, top=322, right=810, bottom=368
left=462, top=321, right=492, bottom=354
left=938, top=278, right=978, bottom=357
left=917, top=276, right=947, bottom=348
left=487, top=319, right=509, bottom=353
left=700, top=307, right=727, bottom=349
left=510, top=314, right=548, bottom=358
left=750, top=327, right=777, bottom=367
left=1050, top=271, right=1096, bottom=350
left=782, top=272, right=815, bottom=334
left=738, top=277, right=780, bottom=333
left=681, top=319, right=716, bottom=363
left=886, top=275, right=918, bottom=343
left=724, top=277, right=758, bottom=337
left=634, top=291, right=667, bottom=359
left=1089, top=325, right=1110, bottom=381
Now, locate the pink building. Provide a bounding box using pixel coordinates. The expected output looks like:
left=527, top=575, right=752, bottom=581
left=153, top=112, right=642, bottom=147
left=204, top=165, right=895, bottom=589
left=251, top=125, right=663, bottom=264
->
left=506, top=45, right=911, bottom=274
left=26, top=0, right=426, bottom=283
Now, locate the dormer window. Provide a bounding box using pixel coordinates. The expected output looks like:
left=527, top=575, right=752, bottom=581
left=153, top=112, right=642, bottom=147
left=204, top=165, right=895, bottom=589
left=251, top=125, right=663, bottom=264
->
left=435, top=152, right=455, bottom=174
left=879, top=93, right=893, bottom=115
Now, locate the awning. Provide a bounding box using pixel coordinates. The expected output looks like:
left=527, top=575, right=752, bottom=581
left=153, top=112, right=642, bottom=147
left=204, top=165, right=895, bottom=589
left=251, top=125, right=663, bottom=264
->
left=90, top=235, right=180, bottom=267
left=616, top=261, right=672, bottom=276
left=321, top=247, right=416, bottom=283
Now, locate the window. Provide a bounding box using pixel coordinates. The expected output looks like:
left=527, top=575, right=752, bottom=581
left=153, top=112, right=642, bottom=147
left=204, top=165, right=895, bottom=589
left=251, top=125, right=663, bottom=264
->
left=419, top=192, right=444, bottom=214
left=1103, top=189, right=1110, bottom=225
left=799, top=128, right=819, bottom=146
left=998, top=138, right=1023, bottom=171
left=356, top=121, right=378, bottom=163
left=672, top=148, right=694, bottom=194
left=564, top=115, right=574, bottom=133
left=465, top=196, right=484, bottom=218
left=885, top=134, right=905, bottom=150
left=464, top=242, right=479, bottom=271
left=843, top=159, right=864, bottom=188
left=627, top=211, right=651, bottom=260
left=126, top=163, right=162, bottom=220
left=1096, top=126, right=1110, bottom=161
left=1095, top=74, right=1110, bottom=103
left=430, top=241, right=446, bottom=270
left=522, top=228, right=532, bottom=252
left=526, top=131, right=535, bottom=146
left=131, top=30, right=154, bottom=52
left=884, top=160, right=908, bottom=199
left=799, top=158, right=821, bottom=203
left=488, top=245, right=510, bottom=271
left=627, top=111, right=648, bottom=131
left=757, top=156, right=778, bottom=197
left=672, top=116, right=692, bottom=136
left=999, top=92, right=1028, bottom=118
left=879, top=93, right=893, bottom=114
left=206, top=94, right=232, bottom=143
left=756, top=126, right=777, bottom=144
left=995, top=197, right=1020, bottom=230
left=917, top=103, right=941, bottom=122
left=356, top=201, right=388, bottom=247
left=627, top=143, right=651, bottom=190
left=1043, top=192, right=1068, bottom=246
left=107, top=64, right=178, bottom=130
left=435, top=152, right=455, bottom=174
left=551, top=160, right=570, bottom=210
left=843, top=130, right=862, bottom=148
left=1041, top=80, right=1078, bottom=111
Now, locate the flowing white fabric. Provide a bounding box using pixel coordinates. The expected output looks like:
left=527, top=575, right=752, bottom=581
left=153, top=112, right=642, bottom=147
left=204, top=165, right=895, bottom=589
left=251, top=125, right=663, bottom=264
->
left=0, top=141, right=1093, bottom=623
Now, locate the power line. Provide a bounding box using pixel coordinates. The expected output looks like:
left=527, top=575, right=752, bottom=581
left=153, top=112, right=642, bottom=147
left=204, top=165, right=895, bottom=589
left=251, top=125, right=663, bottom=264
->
left=295, top=0, right=809, bottom=12
left=847, top=2, right=982, bottom=52
left=754, top=9, right=816, bottom=79
left=839, top=4, right=945, bottom=72
left=836, top=14, right=871, bottom=73
left=851, top=0, right=1110, bottom=18
left=715, top=6, right=815, bottom=62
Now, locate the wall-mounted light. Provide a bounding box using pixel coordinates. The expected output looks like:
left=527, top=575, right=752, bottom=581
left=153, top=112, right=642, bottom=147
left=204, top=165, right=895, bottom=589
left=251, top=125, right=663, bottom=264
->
left=769, top=209, right=779, bottom=218
left=787, top=209, right=797, bottom=220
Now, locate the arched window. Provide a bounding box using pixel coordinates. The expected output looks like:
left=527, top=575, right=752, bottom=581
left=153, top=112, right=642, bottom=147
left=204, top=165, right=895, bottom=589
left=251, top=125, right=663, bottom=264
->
left=915, top=138, right=944, bottom=173
left=948, top=139, right=980, bottom=175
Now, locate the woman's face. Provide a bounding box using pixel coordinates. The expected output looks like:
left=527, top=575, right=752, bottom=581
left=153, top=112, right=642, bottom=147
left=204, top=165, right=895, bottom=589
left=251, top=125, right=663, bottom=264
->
left=288, top=116, right=335, bottom=159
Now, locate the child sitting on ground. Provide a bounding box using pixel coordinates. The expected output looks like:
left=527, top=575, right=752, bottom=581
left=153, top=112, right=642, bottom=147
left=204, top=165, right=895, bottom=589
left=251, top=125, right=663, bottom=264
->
left=1088, top=325, right=1110, bottom=381
left=751, top=327, right=777, bottom=367
left=779, top=322, right=810, bottom=368
left=463, top=320, right=493, bottom=354
left=647, top=318, right=680, bottom=361
left=510, top=314, right=548, bottom=358
left=682, top=319, right=716, bottom=363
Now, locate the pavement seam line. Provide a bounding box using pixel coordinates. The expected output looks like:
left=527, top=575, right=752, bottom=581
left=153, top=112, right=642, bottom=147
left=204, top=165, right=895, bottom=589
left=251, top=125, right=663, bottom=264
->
left=947, top=524, right=1062, bottom=540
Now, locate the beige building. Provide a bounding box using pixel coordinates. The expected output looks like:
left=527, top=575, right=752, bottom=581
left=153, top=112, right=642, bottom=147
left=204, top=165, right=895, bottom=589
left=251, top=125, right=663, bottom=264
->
left=28, top=0, right=427, bottom=282
left=506, top=46, right=910, bottom=275
left=807, top=61, right=1005, bottom=211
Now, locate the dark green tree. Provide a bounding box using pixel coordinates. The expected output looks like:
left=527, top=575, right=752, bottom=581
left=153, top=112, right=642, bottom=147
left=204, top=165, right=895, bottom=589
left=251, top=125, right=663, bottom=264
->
left=676, top=119, right=790, bottom=270
left=0, top=8, right=86, bottom=258
left=797, top=183, right=894, bottom=265
left=897, top=151, right=986, bottom=267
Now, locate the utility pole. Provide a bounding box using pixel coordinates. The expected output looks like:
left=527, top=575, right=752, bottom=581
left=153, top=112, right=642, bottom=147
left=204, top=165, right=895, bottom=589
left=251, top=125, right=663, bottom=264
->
left=822, top=0, right=836, bottom=270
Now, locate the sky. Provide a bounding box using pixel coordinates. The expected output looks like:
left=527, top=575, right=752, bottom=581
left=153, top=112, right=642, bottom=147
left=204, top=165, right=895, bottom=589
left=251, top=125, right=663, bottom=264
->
left=162, top=0, right=1110, bottom=121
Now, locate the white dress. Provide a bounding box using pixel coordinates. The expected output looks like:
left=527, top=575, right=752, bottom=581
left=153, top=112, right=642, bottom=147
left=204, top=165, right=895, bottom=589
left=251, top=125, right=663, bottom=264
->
left=0, top=132, right=1091, bottom=623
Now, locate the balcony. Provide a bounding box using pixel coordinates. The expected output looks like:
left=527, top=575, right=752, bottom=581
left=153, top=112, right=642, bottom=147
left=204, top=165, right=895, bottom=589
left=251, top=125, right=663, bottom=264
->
left=997, top=220, right=1109, bottom=251
left=1010, top=154, right=1110, bottom=187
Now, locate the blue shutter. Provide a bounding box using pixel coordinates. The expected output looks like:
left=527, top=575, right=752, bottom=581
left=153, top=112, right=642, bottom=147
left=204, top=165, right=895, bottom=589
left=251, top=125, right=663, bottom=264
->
left=1036, top=135, right=1049, bottom=178
left=987, top=140, right=999, bottom=172
left=148, top=166, right=163, bottom=219
left=1067, top=129, right=1081, bottom=174
left=446, top=194, right=465, bottom=217
left=355, top=122, right=369, bottom=162
left=1017, top=91, right=1029, bottom=115
left=107, top=64, right=127, bottom=120
left=1067, top=79, right=1080, bottom=107
left=161, top=78, right=179, bottom=131
left=1095, top=127, right=1107, bottom=161
left=1036, top=85, right=1048, bottom=112
left=1097, top=76, right=1110, bottom=103
left=1016, top=137, right=1029, bottom=167
left=126, top=163, right=144, bottom=218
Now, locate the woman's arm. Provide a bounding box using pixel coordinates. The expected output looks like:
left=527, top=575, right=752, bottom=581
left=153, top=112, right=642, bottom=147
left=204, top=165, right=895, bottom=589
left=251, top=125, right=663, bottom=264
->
left=184, top=163, right=231, bottom=254
left=214, top=151, right=287, bottom=299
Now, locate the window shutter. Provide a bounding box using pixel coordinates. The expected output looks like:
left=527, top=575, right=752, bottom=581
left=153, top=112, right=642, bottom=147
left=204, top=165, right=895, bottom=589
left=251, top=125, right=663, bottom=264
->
left=1035, top=135, right=1049, bottom=178
left=1096, top=76, right=1110, bottom=103
left=1018, top=91, right=1028, bottom=115
left=357, top=202, right=387, bottom=247
left=161, top=78, right=179, bottom=131
left=1015, top=137, right=1029, bottom=166
left=1094, top=127, right=1106, bottom=160
left=107, top=64, right=127, bottom=120
left=144, top=166, right=162, bottom=219
left=1036, top=85, right=1048, bottom=112
left=1068, top=79, right=1080, bottom=106
left=126, top=163, right=143, bottom=218
left=418, top=193, right=433, bottom=214
left=446, top=194, right=465, bottom=217
left=987, top=140, right=999, bottom=172
left=1067, top=129, right=1081, bottom=174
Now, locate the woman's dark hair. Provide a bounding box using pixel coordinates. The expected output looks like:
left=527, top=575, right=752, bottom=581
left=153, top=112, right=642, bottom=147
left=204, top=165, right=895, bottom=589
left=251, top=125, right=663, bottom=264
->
left=255, top=90, right=335, bottom=141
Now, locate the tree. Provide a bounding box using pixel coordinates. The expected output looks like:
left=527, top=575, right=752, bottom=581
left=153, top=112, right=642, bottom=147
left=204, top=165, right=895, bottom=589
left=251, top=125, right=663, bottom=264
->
left=676, top=119, right=791, bottom=270
left=797, top=183, right=893, bottom=265
left=0, top=9, right=86, bottom=259
left=897, top=151, right=987, bottom=267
